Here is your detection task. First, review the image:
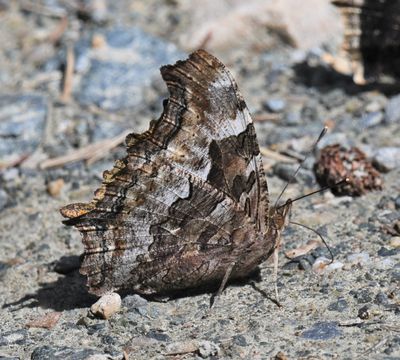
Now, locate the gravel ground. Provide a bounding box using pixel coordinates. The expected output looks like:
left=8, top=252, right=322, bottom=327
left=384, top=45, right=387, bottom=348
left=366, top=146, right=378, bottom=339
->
left=1, top=1, right=400, bottom=359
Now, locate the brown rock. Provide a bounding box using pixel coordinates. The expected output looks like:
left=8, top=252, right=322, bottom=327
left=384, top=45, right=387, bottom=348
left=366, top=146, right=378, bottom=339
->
left=47, top=178, right=64, bottom=197
left=26, top=311, right=62, bottom=329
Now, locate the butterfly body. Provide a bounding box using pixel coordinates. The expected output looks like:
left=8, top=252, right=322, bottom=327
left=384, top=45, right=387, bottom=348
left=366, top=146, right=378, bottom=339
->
left=61, top=50, right=288, bottom=296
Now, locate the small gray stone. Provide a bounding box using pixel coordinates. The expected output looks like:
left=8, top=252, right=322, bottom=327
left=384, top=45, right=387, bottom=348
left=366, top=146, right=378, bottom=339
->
left=301, top=321, right=342, bottom=340
left=264, top=98, right=286, bottom=112
left=327, top=298, right=348, bottom=312
left=0, top=94, right=47, bottom=164
left=123, top=294, right=148, bottom=309
left=30, top=346, right=105, bottom=360
left=198, top=340, right=220, bottom=358
left=373, top=147, right=400, bottom=172
left=0, top=329, right=27, bottom=346
left=377, top=247, right=400, bottom=257
left=232, top=334, right=247, bottom=347
left=0, top=189, right=9, bottom=211
left=350, top=289, right=373, bottom=304
left=394, top=195, right=400, bottom=210
left=283, top=110, right=302, bottom=126
left=374, top=292, right=389, bottom=305
left=360, top=111, right=383, bottom=128
left=385, top=94, right=400, bottom=123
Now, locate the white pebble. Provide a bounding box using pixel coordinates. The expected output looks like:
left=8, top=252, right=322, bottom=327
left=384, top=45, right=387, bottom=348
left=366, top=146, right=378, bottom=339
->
left=90, top=292, right=121, bottom=319
left=347, top=252, right=370, bottom=266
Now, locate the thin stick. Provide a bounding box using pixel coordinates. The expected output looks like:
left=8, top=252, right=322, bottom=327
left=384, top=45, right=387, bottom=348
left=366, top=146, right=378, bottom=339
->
left=40, top=130, right=131, bottom=169
left=260, top=147, right=297, bottom=163
left=60, top=44, right=74, bottom=103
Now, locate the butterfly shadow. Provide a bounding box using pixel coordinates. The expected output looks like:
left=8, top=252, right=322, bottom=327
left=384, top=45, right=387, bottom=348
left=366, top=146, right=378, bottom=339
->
left=293, top=61, right=400, bottom=96
left=2, top=255, right=97, bottom=312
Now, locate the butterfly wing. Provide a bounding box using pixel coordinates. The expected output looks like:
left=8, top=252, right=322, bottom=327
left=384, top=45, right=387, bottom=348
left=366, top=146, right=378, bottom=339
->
left=61, top=50, right=271, bottom=295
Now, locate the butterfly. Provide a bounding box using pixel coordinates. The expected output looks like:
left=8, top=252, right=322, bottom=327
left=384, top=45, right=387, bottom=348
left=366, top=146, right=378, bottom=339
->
left=60, top=50, right=291, bottom=299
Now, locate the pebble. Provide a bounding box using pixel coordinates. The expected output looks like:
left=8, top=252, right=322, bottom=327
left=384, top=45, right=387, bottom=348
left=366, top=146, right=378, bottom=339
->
left=373, top=147, right=400, bottom=172
left=0, top=329, right=28, bottom=346
left=264, top=98, right=286, bottom=112
left=395, top=196, right=400, bottom=210
left=77, top=27, right=184, bottom=111
left=47, top=178, right=65, bottom=197
left=312, top=257, right=344, bottom=274
left=301, top=321, right=342, bottom=340
left=389, top=237, right=400, bottom=248
left=90, top=292, right=121, bottom=319
left=350, top=289, right=373, bottom=304
left=360, top=111, right=383, bottom=128
left=0, top=94, right=47, bottom=164
left=30, top=346, right=110, bottom=360
left=377, top=247, right=400, bottom=257
left=357, top=306, right=370, bottom=320
left=374, top=292, right=389, bottom=305
left=122, top=294, right=148, bottom=309
left=0, top=189, right=9, bottom=211
left=384, top=93, right=400, bottom=123
left=327, top=298, right=348, bottom=312
left=198, top=340, right=220, bottom=358
left=347, top=252, right=370, bottom=266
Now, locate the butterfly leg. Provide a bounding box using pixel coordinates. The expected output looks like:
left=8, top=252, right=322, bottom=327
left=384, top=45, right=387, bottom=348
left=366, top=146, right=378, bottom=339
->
left=273, top=233, right=284, bottom=304
left=209, top=261, right=236, bottom=308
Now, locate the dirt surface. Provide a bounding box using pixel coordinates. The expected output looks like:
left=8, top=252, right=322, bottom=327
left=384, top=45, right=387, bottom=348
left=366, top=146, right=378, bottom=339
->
left=1, top=1, right=400, bottom=359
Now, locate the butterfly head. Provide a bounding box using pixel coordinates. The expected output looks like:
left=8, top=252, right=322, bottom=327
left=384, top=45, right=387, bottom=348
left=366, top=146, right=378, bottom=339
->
left=269, top=199, right=292, bottom=239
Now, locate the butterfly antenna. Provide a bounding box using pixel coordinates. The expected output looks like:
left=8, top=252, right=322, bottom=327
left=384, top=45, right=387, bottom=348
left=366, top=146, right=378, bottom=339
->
left=277, top=178, right=350, bottom=209
left=274, top=126, right=328, bottom=208
left=289, top=221, right=334, bottom=263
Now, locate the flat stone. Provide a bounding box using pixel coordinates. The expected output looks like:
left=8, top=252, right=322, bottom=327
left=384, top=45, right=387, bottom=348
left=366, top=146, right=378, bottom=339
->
left=360, top=111, right=383, bottom=128
left=30, top=346, right=107, bottom=360
left=385, top=94, right=400, bottom=123
left=0, top=94, right=47, bottom=165
left=327, top=298, right=348, bottom=312
left=373, top=147, right=400, bottom=172
left=301, top=321, right=342, bottom=340
left=76, top=27, right=184, bottom=111
left=264, top=98, right=286, bottom=112
left=0, top=329, right=28, bottom=346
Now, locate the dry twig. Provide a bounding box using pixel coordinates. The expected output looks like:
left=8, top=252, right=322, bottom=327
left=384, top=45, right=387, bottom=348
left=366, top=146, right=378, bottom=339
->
left=40, top=130, right=132, bottom=169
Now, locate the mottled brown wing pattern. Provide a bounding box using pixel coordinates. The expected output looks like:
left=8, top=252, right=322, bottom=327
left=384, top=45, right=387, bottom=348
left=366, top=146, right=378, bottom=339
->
left=61, top=50, right=272, bottom=296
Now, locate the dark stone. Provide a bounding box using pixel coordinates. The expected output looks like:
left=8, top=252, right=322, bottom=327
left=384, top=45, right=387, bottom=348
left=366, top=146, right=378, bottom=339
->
left=0, top=189, right=8, bottom=211
left=0, top=329, right=27, bottom=346
left=146, top=330, right=171, bottom=342
left=232, top=335, right=247, bottom=347
left=101, top=335, right=116, bottom=345
left=391, top=271, right=400, bottom=283
left=374, top=292, right=389, bottom=305
left=87, top=323, right=106, bottom=335
left=0, top=94, right=47, bottom=164
left=327, top=298, right=348, bottom=312
left=350, top=289, right=373, bottom=304
left=76, top=27, right=184, bottom=111
left=301, top=321, right=342, bottom=340
left=377, top=247, right=400, bottom=257
left=30, top=346, right=103, bottom=360
left=53, top=256, right=81, bottom=275
left=358, top=305, right=370, bottom=320
left=385, top=94, right=400, bottom=124
left=395, top=195, right=400, bottom=210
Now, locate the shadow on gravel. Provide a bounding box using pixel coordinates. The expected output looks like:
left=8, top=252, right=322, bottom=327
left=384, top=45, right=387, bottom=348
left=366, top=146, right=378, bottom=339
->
left=293, top=62, right=400, bottom=96
left=3, top=256, right=97, bottom=311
